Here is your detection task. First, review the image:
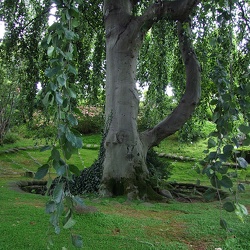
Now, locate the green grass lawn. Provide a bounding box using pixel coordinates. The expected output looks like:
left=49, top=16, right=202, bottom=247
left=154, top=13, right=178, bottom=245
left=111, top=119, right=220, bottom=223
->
left=0, top=132, right=250, bottom=249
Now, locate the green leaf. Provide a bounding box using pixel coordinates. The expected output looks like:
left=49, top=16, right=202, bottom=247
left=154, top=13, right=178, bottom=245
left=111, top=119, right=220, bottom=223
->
left=235, top=203, right=248, bottom=223
left=220, top=175, right=233, bottom=188
left=72, top=196, right=85, bottom=207
left=48, top=22, right=62, bottom=33
left=237, top=157, right=248, bottom=168
left=55, top=92, right=63, bottom=106
left=55, top=225, right=60, bottom=235
left=242, top=137, right=250, bottom=146
left=195, top=166, right=201, bottom=174
left=65, top=9, right=71, bottom=20
left=223, top=144, right=234, bottom=156
left=209, top=131, right=219, bottom=137
left=69, top=7, right=79, bottom=17
left=208, top=151, right=217, bottom=161
left=71, top=234, right=83, bottom=248
left=47, top=33, right=52, bottom=44
left=65, top=196, right=73, bottom=209
left=65, top=52, right=73, bottom=61
left=53, top=158, right=66, bottom=172
left=57, top=74, right=67, bottom=87
left=218, top=166, right=228, bottom=174
left=66, top=128, right=77, bottom=146
left=64, top=28, right=75, bottom=40
left=51, top=147, right=60, bottom=161
left=212, top=161, right=221, bottom=170
left=203, top=188, right=217, bottom=201
left=67, top=87, right=77, bottom=98
left=208, top=138, right=216, bottom=148
left=46, top=201, right=57, bottom=214
left=56, top=164, right=67, bottom=176
left=75, top=136, right=83, bottom=149
left=50, top=82, right=57, bottom=91
left=67, top=64, right=77, bottom=75
left=218, top=153, right=230, bottom=162
left=59, top=124, right=66, bottom=133
left=45, top=66, right=61, bottom=77
left=202, top=165, right=212, bottom=177
left=42, top=91, right=52, bottom=107
left=220, top=218, right=228, bottom=230
left=72, top=19, right=79, bottom=28
left=53, top=158, right=60, bottom=169
left=210, top=174, right=220, bottom=188
left=46, top=176, right=53, bottom=196
left=223, top=201, right=235, bottom=212
left=69, top=164, right=81, bottom=176
left=62, top=99, right=69, bottom=110
left=239, top=124, right=250, bottom=134
left=63, top=217, right=76, bottom=229
left=53, top=182, right=64, bottom=203
left=50, top=213, right=59, bottom=227
left=67, top=114, right=78, bottom=126
left=35, top=164, right=49, bottom=179
left=63, top=140, right=74, bottom=160
left=47, top=46, right=54, bottom=57
left=238, top=183, right=245, bottom=193
left=57, top=199, right=65, bottom=216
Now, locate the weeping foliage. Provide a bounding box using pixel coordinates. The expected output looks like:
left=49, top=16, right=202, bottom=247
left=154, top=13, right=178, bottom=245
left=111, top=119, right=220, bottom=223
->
left=138, top=20, right=178, bottom=129
left=1, top=0, right=50, bottom=121
left=0, top=0, right=248, bottom=147
left=0, top=0, right=106, bottom=121
left=139, top=0, right=250, bottom=142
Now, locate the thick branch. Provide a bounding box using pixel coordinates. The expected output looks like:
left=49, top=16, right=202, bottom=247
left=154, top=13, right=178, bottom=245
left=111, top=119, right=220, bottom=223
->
left=141, top=21, right=201, bottom=149
left=137, top=0, right=200, bottom=34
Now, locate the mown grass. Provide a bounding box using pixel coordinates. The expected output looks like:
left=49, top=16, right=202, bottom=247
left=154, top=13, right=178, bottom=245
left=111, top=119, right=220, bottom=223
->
left=1, top=177, right=250, bottom=250
left=0, top=130, right=250, bottom=249
left=156, top=133, right=208, bottom=160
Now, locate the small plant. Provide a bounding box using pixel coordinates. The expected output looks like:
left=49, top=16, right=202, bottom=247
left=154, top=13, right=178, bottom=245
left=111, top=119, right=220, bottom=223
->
left=147, top=149, right=172, bottom=188
left=2, top=132, right=19, bottom=144
left=75, top=113, right=104, bottom=134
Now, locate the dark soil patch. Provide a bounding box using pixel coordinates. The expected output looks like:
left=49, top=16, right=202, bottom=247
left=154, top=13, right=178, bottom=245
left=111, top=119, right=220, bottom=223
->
left=17, top=180, right=47, bottom=195
left=13, top=180, right=229, bottom=204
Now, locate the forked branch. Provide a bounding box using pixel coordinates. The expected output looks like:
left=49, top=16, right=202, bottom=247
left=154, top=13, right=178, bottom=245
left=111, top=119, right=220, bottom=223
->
left=141, top=21, right=201, bottom=148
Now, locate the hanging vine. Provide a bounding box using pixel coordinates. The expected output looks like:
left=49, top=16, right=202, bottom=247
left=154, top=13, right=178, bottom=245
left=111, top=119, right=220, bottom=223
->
left=200, top=0, right=249, bottom=231
left=34, top=0, right=84, bottom=248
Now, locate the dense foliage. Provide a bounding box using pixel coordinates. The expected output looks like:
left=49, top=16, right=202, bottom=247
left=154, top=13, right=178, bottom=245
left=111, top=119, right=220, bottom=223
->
left=0, top=1, right=249, bottom=142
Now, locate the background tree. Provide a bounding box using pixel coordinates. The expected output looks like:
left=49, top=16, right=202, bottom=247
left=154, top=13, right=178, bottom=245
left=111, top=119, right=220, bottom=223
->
left=0, top=58, right=18, bottom=144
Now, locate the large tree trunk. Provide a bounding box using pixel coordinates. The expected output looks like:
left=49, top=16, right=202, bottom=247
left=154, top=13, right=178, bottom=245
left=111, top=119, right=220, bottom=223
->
left=100, top=0, right=201, bottom=200
left=100, top=1, right=151, bottom=199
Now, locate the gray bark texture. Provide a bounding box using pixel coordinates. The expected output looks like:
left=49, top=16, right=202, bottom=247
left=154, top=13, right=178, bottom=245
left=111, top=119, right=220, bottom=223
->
left=100, top=0, right=201, bottom=200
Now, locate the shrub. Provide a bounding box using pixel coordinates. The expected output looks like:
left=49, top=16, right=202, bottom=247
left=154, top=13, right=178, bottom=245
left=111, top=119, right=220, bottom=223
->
left=2, top=132, right=19, bottom=144
left=75, top=114, right=104, bottom=134
left=178, top=120, right=206, bottom=143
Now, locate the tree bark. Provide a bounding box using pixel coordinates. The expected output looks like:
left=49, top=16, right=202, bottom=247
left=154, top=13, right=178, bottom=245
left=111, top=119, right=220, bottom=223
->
left=100, top=0, right=201, bottom=200
left=141, top=21, right=201, bottom=149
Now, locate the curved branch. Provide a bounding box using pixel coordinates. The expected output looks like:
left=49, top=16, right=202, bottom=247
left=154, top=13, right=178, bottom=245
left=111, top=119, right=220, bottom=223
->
left=141, top=21, right=201, bottom=149
left=137, top=0, right=200, bottom=34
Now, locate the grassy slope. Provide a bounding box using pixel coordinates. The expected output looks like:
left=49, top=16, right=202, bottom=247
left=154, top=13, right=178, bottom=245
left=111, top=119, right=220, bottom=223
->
left=0, top=132, right=250, bottom=249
